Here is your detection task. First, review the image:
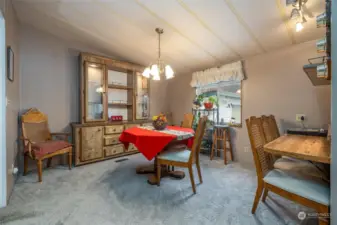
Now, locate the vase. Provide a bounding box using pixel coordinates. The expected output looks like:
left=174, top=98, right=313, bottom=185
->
left=204, top=102, right=213, bottom=110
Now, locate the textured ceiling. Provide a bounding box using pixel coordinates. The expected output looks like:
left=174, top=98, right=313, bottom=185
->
left=13, top=0, right=325, bottom=75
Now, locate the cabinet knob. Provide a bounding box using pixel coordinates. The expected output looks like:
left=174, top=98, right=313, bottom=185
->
left=97, top=129, right=101, bottom=132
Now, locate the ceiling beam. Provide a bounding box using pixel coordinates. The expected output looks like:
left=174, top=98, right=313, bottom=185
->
left=222, top=0, right=267, bottom=53
left=176, top=0, right=242, bottom=59
left=92, top=0, right=195, bottom=73
left=135, top=0, right=222, bottom=64
left=29, top=3, right=145, bottom=64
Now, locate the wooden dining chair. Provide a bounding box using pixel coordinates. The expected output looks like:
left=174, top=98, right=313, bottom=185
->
left=157, top=116, right=207, bottom=194
left=181, top=113, right=194, bottom=128
left=261, top=115, right=281, bottom=165
left=261, top=115, right=327, bottom=180
left=246, top=116, right=330, bottom=225
left=21, top=108, right=72, bottom=182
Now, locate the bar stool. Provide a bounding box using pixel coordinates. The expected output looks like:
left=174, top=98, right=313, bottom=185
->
left=210, top=125, right=233, bottom=165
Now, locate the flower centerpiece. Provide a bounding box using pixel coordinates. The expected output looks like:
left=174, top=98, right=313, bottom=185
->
left=152, top=113, right=168, bottom=130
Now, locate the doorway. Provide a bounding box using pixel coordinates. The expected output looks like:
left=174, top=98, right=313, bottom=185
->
left=0, top=10, right=6, bottom=208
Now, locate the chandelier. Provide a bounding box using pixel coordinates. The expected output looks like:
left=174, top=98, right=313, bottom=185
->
left=142, top=28, right=174, bottom=80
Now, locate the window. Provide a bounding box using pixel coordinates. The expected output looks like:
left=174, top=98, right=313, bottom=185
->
left=195, top=81, right=242, bottom=127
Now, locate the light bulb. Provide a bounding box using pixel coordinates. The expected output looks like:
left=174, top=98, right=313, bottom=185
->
left=142, top=67, right=151, bottom=78
left=296, top=22, right=303, bottom=32
left=150, top=64, right=159, bottom=77
left=96, top=87, right=104, bottom=93
left=236, top=89, right=241, bottom=94
left=165, top=65, right=174, bottom=79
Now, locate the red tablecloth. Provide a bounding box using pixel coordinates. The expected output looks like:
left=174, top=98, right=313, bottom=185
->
left=119, top=126, right=194, bottom=160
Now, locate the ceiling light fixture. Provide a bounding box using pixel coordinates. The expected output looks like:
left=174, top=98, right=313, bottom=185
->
left=289, top=0, right=308, bottom=32
left=142, top=28, right=174, bottom=80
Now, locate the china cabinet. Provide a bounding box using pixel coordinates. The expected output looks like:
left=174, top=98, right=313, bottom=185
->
left=72, top=53, right=151, bottom=166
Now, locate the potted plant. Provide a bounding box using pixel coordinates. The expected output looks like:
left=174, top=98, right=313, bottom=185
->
left=193, top=94, right=204, bottom=109
left=204, top=96, right=218, bottom=109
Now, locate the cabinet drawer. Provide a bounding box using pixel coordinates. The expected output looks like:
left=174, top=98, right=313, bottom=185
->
left=105, top=125, right=124, bottom=134
left=104, top=135, right=120, bottom=146
left=126, top=143, right=138, bottom=152
left=124, top=124, right=140, bottom=130
left=104, top=144, right=124, bottom=157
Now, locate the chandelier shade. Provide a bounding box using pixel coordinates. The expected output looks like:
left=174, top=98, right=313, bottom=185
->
left=142, top=28, right=174, bottom=80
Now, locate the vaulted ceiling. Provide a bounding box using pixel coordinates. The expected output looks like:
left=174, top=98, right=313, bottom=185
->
left=13, top=0, right=325, bottom=75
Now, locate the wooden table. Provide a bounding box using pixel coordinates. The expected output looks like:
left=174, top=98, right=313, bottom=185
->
left=119, top=125, right=194, bottom=185
left=264, top=134, right=331, bottom=164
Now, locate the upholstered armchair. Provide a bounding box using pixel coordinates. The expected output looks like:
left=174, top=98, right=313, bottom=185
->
left=21, top=108, right=72, bottom=182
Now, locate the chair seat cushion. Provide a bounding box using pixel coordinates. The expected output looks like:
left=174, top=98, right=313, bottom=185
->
left=28, top=140, right=72, bottom=158
left=158, top=149, right=191, bottom=163
left=264, top=169, right=330, bottom=206
left=274, top=157, right=328, bottom=181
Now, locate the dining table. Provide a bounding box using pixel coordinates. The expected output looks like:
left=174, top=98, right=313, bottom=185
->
left=264, top=134, right=331, bottom=164
left=119, top=125, right=195, bottom=185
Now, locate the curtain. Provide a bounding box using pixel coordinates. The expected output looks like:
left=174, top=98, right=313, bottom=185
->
left=190, top=60, right=245, bottom=88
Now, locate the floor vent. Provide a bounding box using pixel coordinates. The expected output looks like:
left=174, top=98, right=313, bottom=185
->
left=115, top=158, right=129, bottom=163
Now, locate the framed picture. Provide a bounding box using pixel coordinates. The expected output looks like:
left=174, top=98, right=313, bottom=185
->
left=7, top=46, right=14, bottom=82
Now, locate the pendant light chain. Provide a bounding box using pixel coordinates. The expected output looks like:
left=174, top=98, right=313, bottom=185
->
left=158, top=29, right=161, bottom=60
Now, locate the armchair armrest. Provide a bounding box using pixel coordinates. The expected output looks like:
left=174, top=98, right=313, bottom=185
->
left=19, top=137, right=34, bottom=158
left=50, top=132, right=71, bottom=141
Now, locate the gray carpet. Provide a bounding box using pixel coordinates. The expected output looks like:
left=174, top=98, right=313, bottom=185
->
left=0, top=154, right=319, bottom=225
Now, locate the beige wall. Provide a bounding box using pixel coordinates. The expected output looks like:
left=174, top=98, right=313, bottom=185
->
left=168, top=40, right=331, bottom=169
left=1, top=0, right=20, bottom=202
left=20, top=24, right=168, bottom=131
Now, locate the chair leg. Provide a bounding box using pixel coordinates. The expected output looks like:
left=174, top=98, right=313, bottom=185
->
left=23, top=154, right=28, bottom=176
left=47, top=158, right=52, bottom=168
left=226, top=129, right=234, bottom=161
left=318, top=219, right=328, bottom=225
left=210, top=132, right=216, bottom=160
left=37, top=160, right=43, bottom=183
left=188, top=165, right=196, bottom=194
left=196, top=161, right=203, bottom=184
left=171, top=166, right=174, bottom=171
left=223, top=130, right=227, bottom=165
left=157, top=162, right=161, bottom=186
left=262, top=188, right=268, bottom=202
left=68, top=151, right=72, bottom=170
left=251, top=183, right=264, bottom=214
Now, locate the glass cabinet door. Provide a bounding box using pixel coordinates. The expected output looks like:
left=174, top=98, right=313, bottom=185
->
left=135, top=72, right=150, bottom=120
left=84, top=62, right=107, bottom=122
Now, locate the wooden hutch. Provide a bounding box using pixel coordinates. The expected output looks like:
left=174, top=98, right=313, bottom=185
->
left=72, top=53, right=151, bottom=166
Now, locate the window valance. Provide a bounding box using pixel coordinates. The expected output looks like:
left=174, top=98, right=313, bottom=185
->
left=190, top=60, right=245, bottom=87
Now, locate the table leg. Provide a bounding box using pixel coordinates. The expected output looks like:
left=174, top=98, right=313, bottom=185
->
left=136, top=164, right=155, bottom=174
left=146, top=157, right=185, bottom=185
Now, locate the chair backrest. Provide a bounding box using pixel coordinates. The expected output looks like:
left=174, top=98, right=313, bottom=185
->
left=261, top=115, right=280, bottom=143
left=181, top=113, right=194, bottom=128
left=189, top=116, right=207, bottom=163
left=21, top=108, right=51, bottom=144
left=246, top=116, right=271, bottom=181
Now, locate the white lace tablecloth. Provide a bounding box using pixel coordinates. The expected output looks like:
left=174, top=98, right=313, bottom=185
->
left=139, top=126, right=194, bottom=140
